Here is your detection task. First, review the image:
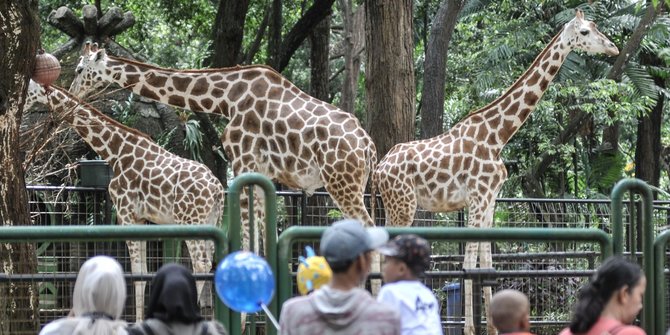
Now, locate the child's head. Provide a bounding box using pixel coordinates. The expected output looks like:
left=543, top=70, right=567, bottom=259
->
left=378, top=234, right=431, bottom=282
left=490, top=289, right=531, bottom=334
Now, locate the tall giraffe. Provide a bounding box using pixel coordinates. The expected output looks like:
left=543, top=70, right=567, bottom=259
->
left=372, top=10, right=618, bottom=335
left=69, top=43, right=377, bottom=253
left=25, top=80, right=225, bottom=321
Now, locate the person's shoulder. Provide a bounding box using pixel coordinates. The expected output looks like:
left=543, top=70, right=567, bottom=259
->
left=615, top=325, right=646, bottom=335
left=39, top=319, right=67, bottom=335
left=282, top=294, right=313, bottom=309
left=204, top=320, right=228, bottom=335
left=365, top=297, right=402, bottom=317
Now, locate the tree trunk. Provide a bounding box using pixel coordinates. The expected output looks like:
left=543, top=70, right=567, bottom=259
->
left=0, top=1, right=41, bottom=333
left=208, top=0, right=250, bottom=68
left=634, top=51, right=664, bottom=190
left=420, top=0, right=465, bottom=139
left=267, top=0, right=283, bottom=68
left=364, top=0, right=415, bottom=159
left=309, top=15, right=330, bottom=101
left=338, top=0, right=356, bottom=113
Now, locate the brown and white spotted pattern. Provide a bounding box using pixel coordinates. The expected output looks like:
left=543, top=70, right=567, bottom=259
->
left=26, top=80, right=225, bottom=321
left=69, top=43, right=377, bottom=254
left=372, top=10, right=618, bottom=335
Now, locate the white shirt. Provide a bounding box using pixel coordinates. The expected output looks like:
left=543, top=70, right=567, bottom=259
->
left=377, top=280, right=443, bottom=335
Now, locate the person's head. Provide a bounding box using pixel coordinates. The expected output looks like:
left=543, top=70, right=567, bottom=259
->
left=146, top=263, right=204, bottom=323
left=69, top=255, right=127, bottom=334
left=569, top=256, right=646, bottom=333
left=378, top=234, right=431, bottom=283
left=490, top=289, right=531, bottom=334
left=320, top=219, right=388, bottom=283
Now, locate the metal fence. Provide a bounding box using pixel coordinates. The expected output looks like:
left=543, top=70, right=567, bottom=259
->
left=278, top=226, right=612, bottom=335
left=25, top=186, right=221, bottom=329
left=23, top=183, right=670, bottom=334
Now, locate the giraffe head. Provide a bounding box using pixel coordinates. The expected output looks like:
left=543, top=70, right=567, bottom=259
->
left=25, top=79, right=48, bottom=110
left=563, top=10, right=619, bottom=56
left=69, top=42, right=111, bottom=98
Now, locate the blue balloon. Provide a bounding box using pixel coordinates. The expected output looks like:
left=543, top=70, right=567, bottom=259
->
left=214, top=251, right=275, bottom=313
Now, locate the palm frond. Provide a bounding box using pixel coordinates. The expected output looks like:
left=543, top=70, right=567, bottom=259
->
left=584, top=151, right=625, bottom=195
left=459, top=0, right=493, bottom=18
left=606, top=13, right=641, bottom=32
left=623, top=64, right=659, bottom=100
left=556, top=53, right=585, bottom=82
left=585, top=58, right=614, bottom=78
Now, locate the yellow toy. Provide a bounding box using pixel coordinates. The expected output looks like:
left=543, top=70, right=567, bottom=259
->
left=296, top=246, right=332, bottom=295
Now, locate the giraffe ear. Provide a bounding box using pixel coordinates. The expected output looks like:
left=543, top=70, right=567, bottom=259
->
left=575, top=9, right=584, bottom=20
left=82, top=41, right=91, bottom=56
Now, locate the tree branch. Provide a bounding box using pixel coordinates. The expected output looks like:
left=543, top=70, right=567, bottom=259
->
left=97, top=7, right=124, bottom=38
left=275, top=0, right=336, bottom=71
left=47, top=6, right=84, bottom=38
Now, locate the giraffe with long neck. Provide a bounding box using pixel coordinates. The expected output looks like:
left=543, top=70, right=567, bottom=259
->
left=69, top=43, right=378, bottom=253
left=372, top=10, right=618, bottom=335
left=26, top=80, right=225, bottom=321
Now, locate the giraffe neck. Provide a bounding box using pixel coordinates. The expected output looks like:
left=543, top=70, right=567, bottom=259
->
left=103, top=56, right=284, bottom=119
left=461, top=31, right=570, bottom=151
left=47, top=87, right=161, bottom=168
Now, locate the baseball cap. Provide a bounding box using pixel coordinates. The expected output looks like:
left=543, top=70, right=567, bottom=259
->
left=378, top=234, right=431, bottom=275
left=320, top=219, right=389, bottom=263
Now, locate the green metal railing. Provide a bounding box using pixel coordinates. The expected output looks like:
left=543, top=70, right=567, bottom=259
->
left=0, top=225, right=229, bottom=326
left=610, top=178, right=655, bottom=332
left=225, top=172, right=278, bottom=335
left=277, top=226, right=613, bottom=309
left=653, top=230, right=670, bottom=335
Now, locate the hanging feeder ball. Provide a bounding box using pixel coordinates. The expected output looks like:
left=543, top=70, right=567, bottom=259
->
left=32, top=49, right=61, bottom=86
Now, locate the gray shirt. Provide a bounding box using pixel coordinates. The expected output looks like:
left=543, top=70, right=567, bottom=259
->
left=279, top=286, right=401, bottom=335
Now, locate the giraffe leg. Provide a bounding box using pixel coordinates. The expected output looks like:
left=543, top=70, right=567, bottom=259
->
left=127, top=240, right=147, bottom=322
left=325, top=177, right=383, bottom=293
left=479, top=241, right=496, bottom=335
left=238, top=185, right=267, bottom=254
left=251, top=186, right=266, bottom=256
left=239, top=189, right=252, bottom=251
left=185, top=239, right=213, bottom=308
left=463, top=241, right=478, bottom=335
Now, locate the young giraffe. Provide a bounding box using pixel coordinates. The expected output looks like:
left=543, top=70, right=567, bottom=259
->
left=372, top=10, right=618, bottom=335
left=69, top=43, right=377, bottom=254
left=25, top=80, right=225, bottom=321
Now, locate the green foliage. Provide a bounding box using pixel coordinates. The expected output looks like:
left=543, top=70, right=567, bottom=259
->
left=183, top=118, right=204, bottom=162
left=111, top=93, right=136, bottom=126
left=154, top=126, right=178, bottom=151
left=327, top=209, right=343, bottom=220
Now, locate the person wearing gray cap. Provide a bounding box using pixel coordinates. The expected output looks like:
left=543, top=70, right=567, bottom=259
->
left=279, top=219, right=401, bottom=335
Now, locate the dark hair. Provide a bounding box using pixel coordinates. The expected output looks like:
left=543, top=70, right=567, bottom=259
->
left=328, top=259, right=355, bottom=273
left=328, top=250, right=371, bottom=274
left=569, top=256, right=643, bottom=333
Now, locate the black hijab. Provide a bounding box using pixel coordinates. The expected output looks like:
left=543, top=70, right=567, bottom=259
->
left=146, top=263, right=204, bottom=323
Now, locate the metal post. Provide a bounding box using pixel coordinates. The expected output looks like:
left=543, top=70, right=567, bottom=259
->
left=226, top=173, right=278, bottom=335
left=464, top=268, right=497, bottom=335
left=653, top=230, right=670, bottom=335
left=610, top=178, right=654, bottom=332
